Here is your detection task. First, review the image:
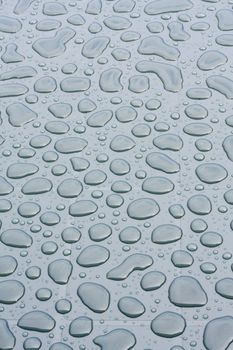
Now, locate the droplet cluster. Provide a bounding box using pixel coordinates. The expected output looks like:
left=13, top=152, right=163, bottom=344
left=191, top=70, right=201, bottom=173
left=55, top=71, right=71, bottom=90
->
left=1, top=0, right=233, bottom=349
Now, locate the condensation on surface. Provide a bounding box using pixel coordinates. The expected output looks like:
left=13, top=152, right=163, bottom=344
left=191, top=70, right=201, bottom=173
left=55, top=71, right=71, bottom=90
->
left=1, top=0, right=233, bottom=349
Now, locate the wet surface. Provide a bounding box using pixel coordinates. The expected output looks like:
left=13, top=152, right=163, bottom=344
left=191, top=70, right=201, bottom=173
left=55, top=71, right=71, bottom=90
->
left=1, top=0, right=233, bottom=349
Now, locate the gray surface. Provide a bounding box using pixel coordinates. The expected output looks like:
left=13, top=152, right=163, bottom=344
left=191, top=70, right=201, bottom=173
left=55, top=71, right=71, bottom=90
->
left=0, top=0, right=233, bottom=349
